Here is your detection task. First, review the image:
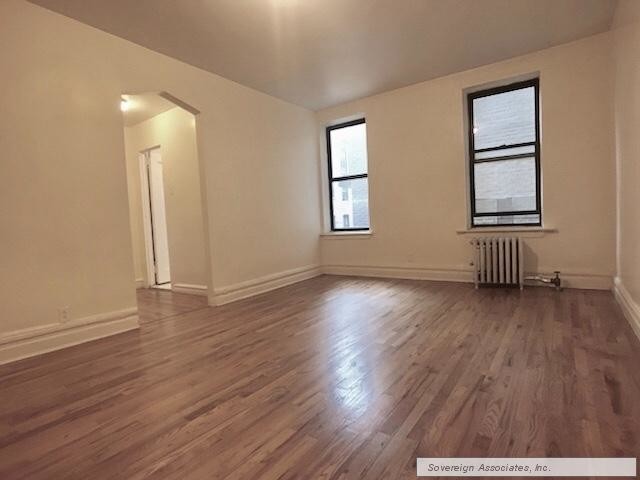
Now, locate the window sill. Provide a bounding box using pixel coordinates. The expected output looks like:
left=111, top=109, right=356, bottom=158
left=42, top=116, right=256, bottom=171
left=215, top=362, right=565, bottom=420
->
left=456, top=226, right=557, bottom=235
left=320, top=230, right=373, bottom=238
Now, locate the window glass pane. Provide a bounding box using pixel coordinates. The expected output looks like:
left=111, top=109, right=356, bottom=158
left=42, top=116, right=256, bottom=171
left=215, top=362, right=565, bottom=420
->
left=474, top=157, right=536, bottom=214
left=473, top=86, right=535, bottom=150
left=330, top=122, right=368, bottom=178
left=474, top=144, right=535, bottom=160
left=331, top=178, right=369, bottom=229
left=473, top=214, right=540, bottom=226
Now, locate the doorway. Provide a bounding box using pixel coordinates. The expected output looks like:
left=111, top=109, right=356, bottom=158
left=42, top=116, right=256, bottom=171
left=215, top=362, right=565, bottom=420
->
left=122, top=91, right=209, bottom=299
left=140, top=147, right=171, bottom=288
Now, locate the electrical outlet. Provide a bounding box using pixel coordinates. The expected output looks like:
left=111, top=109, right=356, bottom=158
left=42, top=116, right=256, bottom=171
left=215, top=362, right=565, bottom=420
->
left=58, top=306, right=70, bottom=323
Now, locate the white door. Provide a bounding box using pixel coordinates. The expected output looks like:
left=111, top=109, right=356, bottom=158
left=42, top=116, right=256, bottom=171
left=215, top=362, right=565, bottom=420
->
left=148, top=148, right=171, bottom=285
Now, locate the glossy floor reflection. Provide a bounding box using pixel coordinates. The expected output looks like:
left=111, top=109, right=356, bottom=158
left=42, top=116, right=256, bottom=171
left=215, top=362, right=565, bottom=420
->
left=1, top=276, right=639, bottom=479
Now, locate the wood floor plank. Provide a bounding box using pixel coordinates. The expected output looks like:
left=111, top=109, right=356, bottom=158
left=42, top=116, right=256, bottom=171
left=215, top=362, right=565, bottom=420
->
left=1, top=275, right=639, bottom=479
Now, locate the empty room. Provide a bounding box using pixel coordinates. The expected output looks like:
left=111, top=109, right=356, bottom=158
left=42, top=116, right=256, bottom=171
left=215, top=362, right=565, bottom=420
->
left=1, top=0, right=639, bottom=478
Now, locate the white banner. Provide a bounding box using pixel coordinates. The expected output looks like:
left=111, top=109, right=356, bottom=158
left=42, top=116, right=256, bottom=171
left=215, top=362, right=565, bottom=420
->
left=417, top=458, right=636, bottom=477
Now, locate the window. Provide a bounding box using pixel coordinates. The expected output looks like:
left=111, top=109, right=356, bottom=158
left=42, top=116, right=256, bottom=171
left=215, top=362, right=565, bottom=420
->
left=467, top=78, right=541, bottom=227
left=326, top=119, right=370, bottom=231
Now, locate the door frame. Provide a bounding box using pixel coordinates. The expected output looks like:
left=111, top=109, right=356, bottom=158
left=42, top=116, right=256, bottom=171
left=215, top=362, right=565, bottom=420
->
left=139, top=146, right=162, bottom=287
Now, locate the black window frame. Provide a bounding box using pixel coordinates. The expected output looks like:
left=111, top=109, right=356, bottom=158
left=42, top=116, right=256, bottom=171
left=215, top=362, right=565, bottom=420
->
left=467, top=78, right=542, bottom=228
left=326, top=118, right=370, bottom=231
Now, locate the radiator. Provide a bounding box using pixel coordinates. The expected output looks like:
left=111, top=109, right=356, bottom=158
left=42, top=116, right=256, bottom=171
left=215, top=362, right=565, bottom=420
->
left=471, top=237, right=524, bottom=289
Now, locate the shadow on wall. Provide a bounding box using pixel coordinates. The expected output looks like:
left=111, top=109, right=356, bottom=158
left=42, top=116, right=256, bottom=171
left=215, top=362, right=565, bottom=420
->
left=523, top=241, right=539, bottom=275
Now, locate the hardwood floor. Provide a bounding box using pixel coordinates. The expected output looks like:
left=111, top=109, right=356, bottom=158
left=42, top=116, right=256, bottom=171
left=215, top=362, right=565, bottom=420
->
left=1, top=276, right=639, bottom=479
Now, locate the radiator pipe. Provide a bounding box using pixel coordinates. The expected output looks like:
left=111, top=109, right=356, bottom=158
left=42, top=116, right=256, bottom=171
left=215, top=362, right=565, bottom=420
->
left=525, top=271, right=562, bottom=291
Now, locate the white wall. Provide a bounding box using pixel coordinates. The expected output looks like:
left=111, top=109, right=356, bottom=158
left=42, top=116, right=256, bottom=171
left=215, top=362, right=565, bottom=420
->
left=317, top=33, right=616, bottom=290
left=124, top=107, right=208, bottom=291
left=0, top=0, right=321, bottom=362
left=0, top=3, right=138, bottom=337
left=612, top=0, right=640, bottom=332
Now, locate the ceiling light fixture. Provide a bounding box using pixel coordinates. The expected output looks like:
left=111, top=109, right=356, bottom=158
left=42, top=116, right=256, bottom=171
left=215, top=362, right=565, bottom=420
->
left=120, top=98, right=130, bottom=112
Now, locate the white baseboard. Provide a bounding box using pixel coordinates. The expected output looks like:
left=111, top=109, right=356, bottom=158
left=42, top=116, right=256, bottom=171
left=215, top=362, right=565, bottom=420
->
left=135, top=278, right=145, bottom=289
left=172, top=283, right=208, bottom=297
left=207, top=262, right=611, bottom=307
left=322, top=264, right=612, bottom=290
left=614, top=277, right=640, bottom=341
left=0, top=307, right=139, bottom=366
left=322, top=264, right=473, bottom=283
left=210, top=265, right=321, bottom=306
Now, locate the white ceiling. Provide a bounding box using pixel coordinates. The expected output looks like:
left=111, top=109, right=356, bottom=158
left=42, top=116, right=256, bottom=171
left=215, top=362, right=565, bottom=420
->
left=121, top=93, right=176, bottom=127
left=30, top=0, right=617, bottom=110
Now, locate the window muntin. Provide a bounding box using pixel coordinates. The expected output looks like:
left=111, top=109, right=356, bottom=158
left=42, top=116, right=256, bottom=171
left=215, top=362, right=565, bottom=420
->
left=327, top=119, right=370, bottom=231
left=468, top=79, right=541, bottom=227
